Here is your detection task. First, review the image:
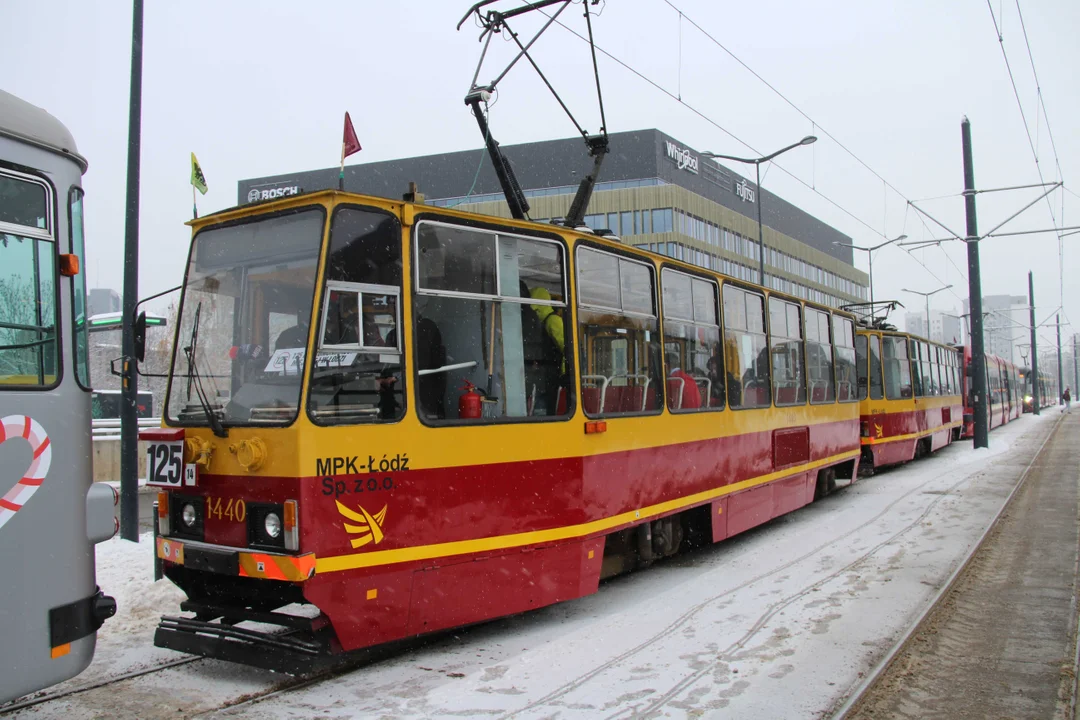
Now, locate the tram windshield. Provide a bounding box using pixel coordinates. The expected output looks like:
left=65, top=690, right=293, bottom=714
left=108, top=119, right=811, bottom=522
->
left=166, top=208, right=324, bottom=427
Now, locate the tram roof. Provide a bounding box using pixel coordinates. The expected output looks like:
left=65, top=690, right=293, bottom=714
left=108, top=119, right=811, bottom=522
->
left=0, top=89, right=87, bottom=172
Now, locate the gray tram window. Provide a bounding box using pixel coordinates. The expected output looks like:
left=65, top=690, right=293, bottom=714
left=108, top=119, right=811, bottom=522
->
left=883, top=335, right=912, bottom=400
left=870, top=335, right=884, bottom=400
left=0, top=174, right=48, bottom=231
left=805, top=307, right=835, bottom=404
left=834, top=317, right=858, bottom=403
left=768, top=296, right=805, bottom=407
left=662, top=269, right=723, bottom=411
left=414, top=221, right=571, bottom=423
left=723, top=285, right=769, bottom=409
left=0, top=233, right=57, bottom=386
left=417, top=223, right=494, bottom=296
left=70, top=188, right=90, bottom=389
left=856, top=334, right=870, bottom=400
left=578, top=246, right=662, bottom=417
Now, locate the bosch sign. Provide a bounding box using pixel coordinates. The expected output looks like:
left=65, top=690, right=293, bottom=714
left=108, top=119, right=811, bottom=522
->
left=247, top=186, right=301, bottom=203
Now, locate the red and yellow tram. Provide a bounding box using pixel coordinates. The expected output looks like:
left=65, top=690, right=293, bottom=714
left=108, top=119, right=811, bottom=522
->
left=854, top=330, right=963, bottom=472
left=959, top=345, right=1021, bottom=438
left=141, top=190, right=868, bottom=669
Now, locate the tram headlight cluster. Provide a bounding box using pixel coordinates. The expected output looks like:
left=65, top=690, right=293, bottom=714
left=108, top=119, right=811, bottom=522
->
left=246, top=500, right=299, bottom=552
left=182, top=504, right=197, bottom=528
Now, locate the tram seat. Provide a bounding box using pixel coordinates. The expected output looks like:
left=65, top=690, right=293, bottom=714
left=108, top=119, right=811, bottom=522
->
left=810, top=384, right=828, bottom=403
left=837, top=382, right=852, bottom=402
left=776, top=385, right=798, bottom=405
left=582, top=386, right=602, bottom=415
left=667, top=378, right=685, bottom=410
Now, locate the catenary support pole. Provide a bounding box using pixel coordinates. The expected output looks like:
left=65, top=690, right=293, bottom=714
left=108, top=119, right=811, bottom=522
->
left=756, top=161, right=765, bottom=287
left=120, top=0, right=144, bottom=542
left=1067, top=334, right=1075, bottom=397
left=1029, top=271, right=1039, bottom=415
left=1057, top=314, right=1063, bottom=402
left=962, top=117, right=988, bottom=448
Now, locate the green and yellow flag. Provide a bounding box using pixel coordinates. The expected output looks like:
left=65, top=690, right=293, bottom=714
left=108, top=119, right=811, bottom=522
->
left=190, top=152, right=208, bottom=195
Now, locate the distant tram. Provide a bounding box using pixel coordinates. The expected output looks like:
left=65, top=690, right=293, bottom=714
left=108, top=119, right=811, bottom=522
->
left=853, top=329, right=963, bottom=472
left=0, top=90, right=117, bottom=705
left=1018, top=366, right=1055, bottom=413
left=144, top=188, right=866, bottom=670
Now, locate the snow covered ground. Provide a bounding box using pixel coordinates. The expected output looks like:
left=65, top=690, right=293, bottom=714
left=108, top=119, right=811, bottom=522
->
left=8, top=412, right=1058, bottom=719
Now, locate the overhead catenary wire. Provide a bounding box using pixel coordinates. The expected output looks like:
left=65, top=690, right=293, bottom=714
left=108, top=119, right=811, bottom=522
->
left=535, top=9, right=899, bottom=245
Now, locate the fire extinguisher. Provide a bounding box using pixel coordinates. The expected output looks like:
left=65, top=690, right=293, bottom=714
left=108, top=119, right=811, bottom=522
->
left=459, top=380, right=483, bottom=419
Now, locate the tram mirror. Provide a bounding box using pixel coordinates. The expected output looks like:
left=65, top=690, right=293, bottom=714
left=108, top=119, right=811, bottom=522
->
left=133, top=312, right=147, bottom=362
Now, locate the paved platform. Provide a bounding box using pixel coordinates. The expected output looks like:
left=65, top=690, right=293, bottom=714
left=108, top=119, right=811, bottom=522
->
left=848, top=410, right=1080, bottom=719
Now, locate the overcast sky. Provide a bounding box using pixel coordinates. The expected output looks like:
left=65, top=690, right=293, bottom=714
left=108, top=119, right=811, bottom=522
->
left=7, top=0, right=1078, bottom=350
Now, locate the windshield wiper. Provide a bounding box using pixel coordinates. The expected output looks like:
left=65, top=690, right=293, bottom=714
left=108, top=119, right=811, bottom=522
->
left=183, top=302, right=227, bottom=438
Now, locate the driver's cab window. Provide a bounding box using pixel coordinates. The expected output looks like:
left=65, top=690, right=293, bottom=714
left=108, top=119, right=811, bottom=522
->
left=307, top=207, right=404, bottom=424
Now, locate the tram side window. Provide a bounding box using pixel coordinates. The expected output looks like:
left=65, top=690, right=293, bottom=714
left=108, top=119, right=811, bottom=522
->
left=723, top=285, right=770, bottom=409
left=938, top=347, right=950, bottom=395
left=661, top=269, right=723, bottom=411
left=0, top=173, right=56, bottom=387
left=308, top=207, right=405, bottom=423
left=921, top=342, right=937, bottom=396
left=415, top=221, right=571, bottom=422
left=870, top=335, right=885, bottom=400
left=883, top=336, right=912, bottom=399
left=768, top=297, right=805, bottom=406
left=834, top=316, right=858, bottom=402
left=805, top=307, right=835, bottom=404
left=70, top=188, right=90, bottom=388
left=856, top=334, right=869, bottom=400
left=909, top=340, right=924, bottom=397
left=578, top=247, right=661, bottom=416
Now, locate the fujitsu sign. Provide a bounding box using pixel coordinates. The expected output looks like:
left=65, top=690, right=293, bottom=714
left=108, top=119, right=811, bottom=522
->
left=664, top=140, right=699, bottom=174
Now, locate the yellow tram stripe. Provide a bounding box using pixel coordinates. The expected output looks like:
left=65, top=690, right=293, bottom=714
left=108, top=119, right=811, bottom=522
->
left=860, top=420, right=962, bottom=446
left=314, top=449, right=860, bottom=575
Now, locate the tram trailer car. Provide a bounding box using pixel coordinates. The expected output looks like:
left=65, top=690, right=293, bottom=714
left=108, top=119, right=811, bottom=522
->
left=0, top=90, right=118, bottom=705
left=853, top=330, right=963, bottom=473
left=959, top=345, right=1022, bottom=438
left=144, top=190, right=864, bottom=671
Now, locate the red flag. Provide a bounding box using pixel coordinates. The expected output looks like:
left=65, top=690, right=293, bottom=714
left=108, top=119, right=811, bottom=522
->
left=342, top=112, right=361, bottom=159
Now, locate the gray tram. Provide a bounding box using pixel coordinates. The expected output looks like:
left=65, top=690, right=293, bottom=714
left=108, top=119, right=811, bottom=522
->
left=0, top=89, right=117, bottom=705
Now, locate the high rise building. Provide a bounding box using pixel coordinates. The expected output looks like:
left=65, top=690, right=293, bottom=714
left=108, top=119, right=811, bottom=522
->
left=963, top=294, right=1028, bottom=363
left=904, top=309, right=963, bottom=345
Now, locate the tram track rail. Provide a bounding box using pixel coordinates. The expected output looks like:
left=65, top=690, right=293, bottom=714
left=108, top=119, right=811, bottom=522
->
left=495, top=426, right=1043, bottom=719
left=0, top=656, right=203, bottom=715
left=829, top=412, right=1064, bottom=719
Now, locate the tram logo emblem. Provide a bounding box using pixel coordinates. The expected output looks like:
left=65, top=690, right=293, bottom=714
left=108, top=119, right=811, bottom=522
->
left=336, top=501, right=388, bottom=549
left=874, top=423, right=884, bottom=439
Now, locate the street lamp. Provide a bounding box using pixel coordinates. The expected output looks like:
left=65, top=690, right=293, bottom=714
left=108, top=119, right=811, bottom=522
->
left=833, top=234, right=907, bottom=308
left=902, top=285, right=953, bottom=341
left=702, top=135, right=817, bottom=288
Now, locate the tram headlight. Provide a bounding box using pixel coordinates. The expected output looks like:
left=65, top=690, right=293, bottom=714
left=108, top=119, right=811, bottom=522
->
left=181, top=504, right=197, bottom=527
left=1024, top=395, right=1033, bottom=403
left=264, top=512, right=282, bottom=539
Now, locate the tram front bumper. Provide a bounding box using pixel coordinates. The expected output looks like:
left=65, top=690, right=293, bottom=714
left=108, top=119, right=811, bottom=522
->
left=156, top=537, right=316, bottom=582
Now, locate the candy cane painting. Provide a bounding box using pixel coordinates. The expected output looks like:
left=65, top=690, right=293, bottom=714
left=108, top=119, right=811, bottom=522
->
left=0, top=415, right=52, bottom=531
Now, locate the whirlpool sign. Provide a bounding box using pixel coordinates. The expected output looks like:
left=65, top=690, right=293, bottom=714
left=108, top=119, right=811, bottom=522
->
left=664, top=140, right=699, bottom=175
